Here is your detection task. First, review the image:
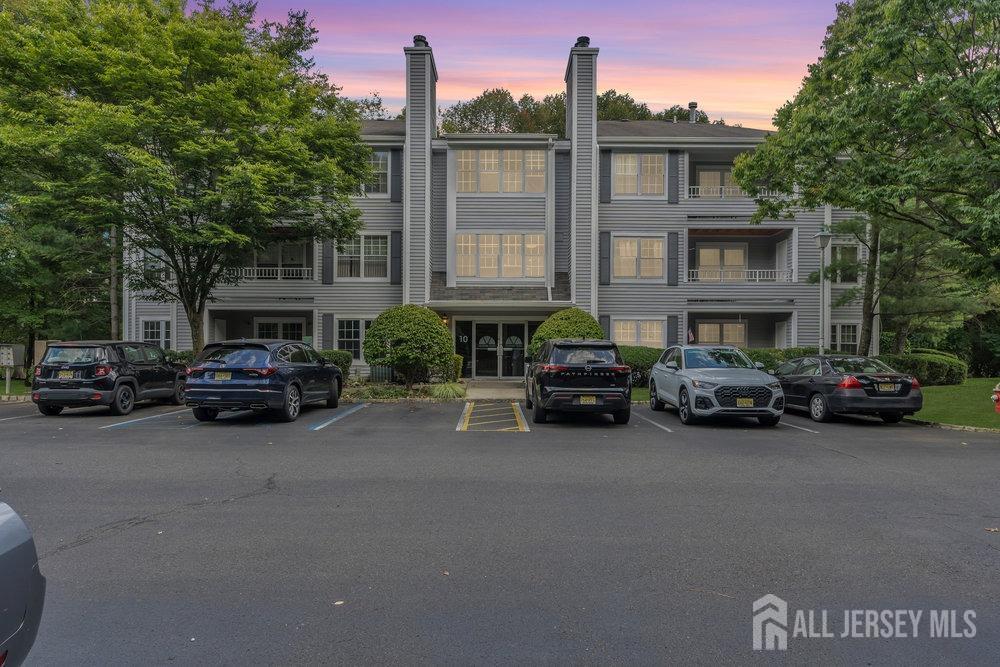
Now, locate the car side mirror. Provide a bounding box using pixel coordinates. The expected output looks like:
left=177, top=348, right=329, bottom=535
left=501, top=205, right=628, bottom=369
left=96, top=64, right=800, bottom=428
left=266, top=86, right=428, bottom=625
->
left=665, top=361, right=679, bottom=370
left=754, top=362, right=765, bottom=370
left=768, top=369, right=777, bottom=376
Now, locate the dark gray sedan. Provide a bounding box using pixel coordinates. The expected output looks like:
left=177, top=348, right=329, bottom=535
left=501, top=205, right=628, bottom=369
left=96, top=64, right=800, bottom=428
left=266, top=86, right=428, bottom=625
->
left=0, top=504, right=45, bottom=666
left=773, top=355, right=923, bottom=423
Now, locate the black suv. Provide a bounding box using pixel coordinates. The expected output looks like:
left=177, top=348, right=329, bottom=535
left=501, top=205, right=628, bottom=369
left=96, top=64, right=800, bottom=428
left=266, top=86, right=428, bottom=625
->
left=32, top=341, right=185, bottom=416
left=525, top=339, right=632, bottom=424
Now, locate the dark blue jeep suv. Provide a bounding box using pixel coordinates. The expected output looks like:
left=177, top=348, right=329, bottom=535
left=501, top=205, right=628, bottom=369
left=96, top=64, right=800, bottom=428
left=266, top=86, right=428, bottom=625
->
left=184, top=340, right=342, bottom=422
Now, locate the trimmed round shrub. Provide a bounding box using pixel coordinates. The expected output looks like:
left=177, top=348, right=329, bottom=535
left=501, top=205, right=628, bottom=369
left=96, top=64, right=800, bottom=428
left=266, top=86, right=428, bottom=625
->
left=363, top=305, right=454, bottom=389
left=318, top=349, right=354, bottom=378
left=740, top=348, right=785, bottom=372
left=877, top=353, right=967, bottom=386
left=910, top=347, right=961, bottom=360
left=618, top=345, right=663, bottom=386
left=165, top=349, right=195, bottom=365
left=528, top=308, right=605, bottom=356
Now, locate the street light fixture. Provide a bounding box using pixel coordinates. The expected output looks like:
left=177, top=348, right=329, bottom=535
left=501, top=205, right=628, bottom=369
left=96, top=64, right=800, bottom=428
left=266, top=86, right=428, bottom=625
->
left=813, top=230, right=833, bottom=355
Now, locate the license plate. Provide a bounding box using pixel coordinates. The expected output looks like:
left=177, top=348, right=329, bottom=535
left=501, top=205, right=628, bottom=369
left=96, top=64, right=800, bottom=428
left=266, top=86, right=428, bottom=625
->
left=579, top=395, right=596, bottom=405
left=736, top=397, right=754, bottom=408
left=213, top=371, right=232, bottom=381
left=877, top=383, right=899, bottom=392
left=58, top=370, right=74, bottom=379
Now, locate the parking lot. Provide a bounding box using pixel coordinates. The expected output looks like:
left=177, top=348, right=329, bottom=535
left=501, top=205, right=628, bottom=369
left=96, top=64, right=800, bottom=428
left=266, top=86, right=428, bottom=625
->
left=2, top=397, right=998, bottom=664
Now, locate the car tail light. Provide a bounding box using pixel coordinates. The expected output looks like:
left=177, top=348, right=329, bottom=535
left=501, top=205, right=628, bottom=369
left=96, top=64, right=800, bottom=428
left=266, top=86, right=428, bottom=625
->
left=910, top=377, right=921, bottom=389
left=541, top=364, right=569, bottom=372
left=1, top=649, right=8, bottom=666
left=94, top=365, right=112, bottom=377
left=243, top=367, right=278, bottom=377
left=185, top=366, right=204, bottom=376
left=33, top=366, right=41, bottom=377
left=31, top=392, right=39, bottom=401
left=92, top=393, right=102, bottom=400
left=609, top=365, right=631, bottom=374
left=837, top=375, right=863, bottom=389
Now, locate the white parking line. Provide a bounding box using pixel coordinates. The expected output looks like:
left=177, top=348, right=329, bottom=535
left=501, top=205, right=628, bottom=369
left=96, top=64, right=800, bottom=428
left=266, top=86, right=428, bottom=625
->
left=455, top=401, right=474, bottom=431
left=309, top=403, right=368, bottom=431
left=0, top=412, right=38, bottom=422
left=636, top=413, right=674, bottom=433
left=99, top=409, right=189, bottom=429
left=780, top=420, right=820, bottom=434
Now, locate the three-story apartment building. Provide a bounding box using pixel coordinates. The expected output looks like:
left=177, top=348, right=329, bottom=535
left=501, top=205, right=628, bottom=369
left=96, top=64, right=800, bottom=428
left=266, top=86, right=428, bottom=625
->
left=123, top=35, right=875, bottom=378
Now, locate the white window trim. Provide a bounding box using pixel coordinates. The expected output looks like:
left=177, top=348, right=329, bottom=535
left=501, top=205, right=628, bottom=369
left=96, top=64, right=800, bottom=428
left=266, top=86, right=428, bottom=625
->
left=252, top=316, right=307, bottom=341
left=455, top=148, right=547, bottom=196
left=334, top=317, right=377, bottom=363
left=694, top=319, right=748, bottom=347
left=139, top=318, right=171, bottom=350
left=335, top=233, right=391, bottom=283
left=611, top=151, right=668, bottom=199
left=831, top=243, right=861, bottom=285
left=353, top=150, right=391, bottom=199
left=454, top=230, right=547, bottom=283
left=830, top=321, right=861, bottom=354
left=611, top=234, right=667, bottom=283
left=610, top=317, right=668, bottom=347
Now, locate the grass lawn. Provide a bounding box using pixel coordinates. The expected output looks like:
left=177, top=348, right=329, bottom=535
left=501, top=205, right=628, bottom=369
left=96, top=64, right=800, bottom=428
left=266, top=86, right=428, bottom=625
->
left=1, top=380, right=30, bottom=397
left=914, top=377, right=1000, bottom=430
left=631, top=386, right=649, bottom=403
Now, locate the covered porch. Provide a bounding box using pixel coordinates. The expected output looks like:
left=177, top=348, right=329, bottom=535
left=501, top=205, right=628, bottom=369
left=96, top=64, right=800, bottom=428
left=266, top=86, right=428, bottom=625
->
left=686, top=228, right=794, bottom=283
left=205, top=308, right=315, bottom=345
left=685, top=311, right=794, bottom=349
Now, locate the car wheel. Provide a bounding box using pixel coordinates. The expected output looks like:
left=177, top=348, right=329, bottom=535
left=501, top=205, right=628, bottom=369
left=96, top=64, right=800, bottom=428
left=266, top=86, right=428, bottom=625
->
left=532, top=400, right=547, bottom=424
left=326, top=378, right=340, bottom=408
left=758, top=414, right=781, bottom=427
left=38, top=404, right=63, bottom=416
left=192, top=407, right=218, bottom=422
left=168, top=381, right=185, bottom=405
left=275, top=384, right=302, bottom=422
left=613, top=407, right=631, bottom=424
left=880, top=412, right=903, bottom=424
left=808, top=393, right=831, bottom=422
left=649, top=381, right=665, bottom=411
left=678, top=387, right=697, bottom=425
left=109, top=384, right=135, bottom=416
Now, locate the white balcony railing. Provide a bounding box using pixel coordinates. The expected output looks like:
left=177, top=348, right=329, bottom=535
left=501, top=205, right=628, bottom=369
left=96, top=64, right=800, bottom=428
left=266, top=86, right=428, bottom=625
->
left=687, top=268, right=793, bottom=283
left=687, top=185, right=782, bottom=199
left=235, top=266, right=314, bottom=281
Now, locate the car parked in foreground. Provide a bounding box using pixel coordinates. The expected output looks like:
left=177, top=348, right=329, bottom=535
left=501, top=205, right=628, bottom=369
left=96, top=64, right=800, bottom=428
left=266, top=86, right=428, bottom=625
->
left=649, top=345, right=784, bottom=426
left=772, top=355, right=922, bottom=423
left=525, top=339, right=632, bottom=424
left=0, top=503, right=46, bottom=667
left=184, top=339, right=341, bottom=422
left=32, top=341, right=185, bottom=416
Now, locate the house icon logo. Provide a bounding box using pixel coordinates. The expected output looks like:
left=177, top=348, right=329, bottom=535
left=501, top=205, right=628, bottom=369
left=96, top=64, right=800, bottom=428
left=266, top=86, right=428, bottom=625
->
left=753, top=594, right=788, bottom=651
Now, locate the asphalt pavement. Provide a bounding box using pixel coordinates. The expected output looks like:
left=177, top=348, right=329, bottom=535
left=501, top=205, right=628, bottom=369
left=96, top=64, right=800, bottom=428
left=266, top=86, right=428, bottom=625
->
left=1, top=398, right=998, bottom=664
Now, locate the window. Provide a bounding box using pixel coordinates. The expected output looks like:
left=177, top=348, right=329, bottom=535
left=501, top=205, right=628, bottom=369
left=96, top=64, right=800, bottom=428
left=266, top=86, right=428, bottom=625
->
left=774, top=360, right=799, bottom=376
left=613, top=320, right=663, bottom=347
left=696, top=244, right=747, bottom=281
left=696, top=321, right=746, bottom=346
left=142, top=320, right=171, bottom=350
left=454, top=233, right=545, bottom=279
left=830, top=323, right=859, bottom=354
left=255, top=319, right=304, bottom=340
left=337, top=234, right=388, bottom=279
left=337, top=319, right=375, bottom=360
left=694, top=166, right=734, bottom=197
left=253, top=241, right=310, bottom=280
left=797, top=358, right=821, bottom=376
left=361, top=151, right=389, bottom=195
left=613, top=153, right=666, bottom=196
left=142, top=249, right=171, bottom=283
left=455, top=149, right=546, bottom=194
left=832, top=244, right=859, bottom=283
left=613, top=237, right=663, bottom=279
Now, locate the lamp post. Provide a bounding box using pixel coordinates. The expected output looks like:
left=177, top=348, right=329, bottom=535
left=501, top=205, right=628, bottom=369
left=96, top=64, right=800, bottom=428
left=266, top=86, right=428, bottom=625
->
left=813, top=230, right=833, bottom=355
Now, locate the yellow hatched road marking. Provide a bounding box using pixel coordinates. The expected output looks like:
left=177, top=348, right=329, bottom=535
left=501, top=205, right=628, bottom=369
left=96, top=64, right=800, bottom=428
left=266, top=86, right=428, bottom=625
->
left=458, top=400, right=528, bottom=432
left=468, top=417, right=519, bottom=427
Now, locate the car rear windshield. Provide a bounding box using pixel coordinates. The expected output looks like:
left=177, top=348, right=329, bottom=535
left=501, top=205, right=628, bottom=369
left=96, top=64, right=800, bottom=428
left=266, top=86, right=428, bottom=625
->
left=42, top=346, right=107, bottom=364
left=550, top=345, right=621, bottom=365
left=683, top=348, right=754, bottom=369
left=828, top=357, right=895, bottom=374
left=197, top=346, right=271, bottom=367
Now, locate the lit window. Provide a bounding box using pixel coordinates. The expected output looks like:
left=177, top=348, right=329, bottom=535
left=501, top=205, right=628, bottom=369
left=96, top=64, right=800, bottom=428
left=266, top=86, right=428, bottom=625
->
left=502, top=234, right=522, bottom=277
left=614, top=237, right=662, bottom=279
left=614, top=153, right=665, bottom=195
left=525, top=234, right=545, bottom=278
left=613, top=154, right=638, bottom=195
left=502, top=150, right=523, bottom=193
left=479, top=150, right=500, bottom=193
left=455, top=233, right=545, bottom=279
left=696, top=322, right=745, bottom=346
left=640, top=238, right=664, bottom=278
left=456, top=234, right=476, bottom=277
left=696, top=244, right=746, bottom=282
left=478, top=234, right=500, bottom=277
left=455, top=149, right=546, bottom=194
left=614, top=320, right=638, bottom=345
left=525, top=150, right=545, bottom=193
left=640, top=154, right=665, bottom=195
left=639, top=320, right=663, bottom=347
left=457, top=150, right=477, bottom=193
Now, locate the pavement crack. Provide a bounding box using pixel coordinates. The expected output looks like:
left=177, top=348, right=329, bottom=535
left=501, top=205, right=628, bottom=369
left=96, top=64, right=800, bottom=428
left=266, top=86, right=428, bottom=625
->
left=40, top=473, right=278, bottom=560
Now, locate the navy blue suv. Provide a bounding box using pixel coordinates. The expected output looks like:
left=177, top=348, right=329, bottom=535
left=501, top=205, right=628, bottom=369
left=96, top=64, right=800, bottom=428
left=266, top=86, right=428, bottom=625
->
left=184, top=340, right=342, bottom=422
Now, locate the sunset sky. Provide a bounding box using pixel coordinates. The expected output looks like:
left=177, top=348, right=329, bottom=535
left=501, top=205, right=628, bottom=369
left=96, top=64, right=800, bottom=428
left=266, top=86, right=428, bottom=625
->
left=254, top=0, right=839, bottom=129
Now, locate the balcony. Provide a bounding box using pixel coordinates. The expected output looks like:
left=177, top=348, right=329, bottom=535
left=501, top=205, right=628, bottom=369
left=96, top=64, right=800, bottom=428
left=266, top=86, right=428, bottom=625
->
left=687, top=185, right=781, bottom=199
left=235, top=266, right=314, bottom=281
left=687, top=268, right=792, bottom=283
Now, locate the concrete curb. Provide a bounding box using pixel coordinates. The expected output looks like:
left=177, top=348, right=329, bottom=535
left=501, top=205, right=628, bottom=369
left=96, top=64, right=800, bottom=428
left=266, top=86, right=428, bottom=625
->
left=0, top=395, right=30, bottom=403
left=903, top=417, right=1000, bottom=434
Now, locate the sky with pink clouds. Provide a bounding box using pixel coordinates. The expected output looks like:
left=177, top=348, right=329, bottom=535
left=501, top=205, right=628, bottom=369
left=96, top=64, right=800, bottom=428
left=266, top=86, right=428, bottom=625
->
left=253, top=0, right=840, bottom=129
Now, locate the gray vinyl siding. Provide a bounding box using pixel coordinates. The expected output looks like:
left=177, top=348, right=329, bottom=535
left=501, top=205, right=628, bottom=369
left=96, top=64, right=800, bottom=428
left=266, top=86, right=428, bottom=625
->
left=569, top=51, right=597, bottom=313
left=455, top=196, right=546, bottom=231
left=405, top=50, right=431, bottom=304
left=430, top=150, right=447, bottom=272
left=554, top=151, right=571, bottom=272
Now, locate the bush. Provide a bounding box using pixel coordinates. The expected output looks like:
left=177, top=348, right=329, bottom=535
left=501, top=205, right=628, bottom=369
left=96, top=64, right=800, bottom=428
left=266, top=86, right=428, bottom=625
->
left=910, top=347, right=960, bottom=360
left=451, top=354, right=463, bottom=382
left=877, top=353, right=968, bottom=386
left=618, top=345, right=662, bottom=386
left=165, top=349, right=195, bottom=365
left=429, top=382, right=465, bottom=400
left=528, top=308, right=605, bottom=356
left=362, top=305, right=454, bottom=389
left=740, top=348, right=785, bottom=372
left=318, top=349, right=353, bottom=378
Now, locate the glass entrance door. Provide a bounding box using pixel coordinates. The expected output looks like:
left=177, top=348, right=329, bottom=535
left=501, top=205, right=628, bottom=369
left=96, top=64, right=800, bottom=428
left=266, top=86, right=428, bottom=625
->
left=501, top=323, right=526, bottom=377
left=474, top=323, right=499, bottom=377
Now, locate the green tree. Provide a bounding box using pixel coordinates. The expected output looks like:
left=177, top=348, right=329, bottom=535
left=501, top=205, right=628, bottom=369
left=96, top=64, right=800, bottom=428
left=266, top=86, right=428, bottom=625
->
left=362, top=305, right=454, bottom=389
left=0, top=0, right=371, bottom=352
left=441, top=88, right=520, bottom=134
left=733, top=0, right=1000, bottom=278
left=652, top=104, right=711, bottom=124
